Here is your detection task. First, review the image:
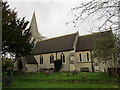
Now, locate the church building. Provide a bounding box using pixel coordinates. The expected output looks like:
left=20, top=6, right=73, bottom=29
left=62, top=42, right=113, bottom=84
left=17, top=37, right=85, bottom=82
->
left=21, top=12, right=112, bottom=72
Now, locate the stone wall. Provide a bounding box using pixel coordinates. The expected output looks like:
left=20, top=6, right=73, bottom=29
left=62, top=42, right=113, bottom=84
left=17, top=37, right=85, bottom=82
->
left=25, top=64, right=38, bottom=72
left=75, top=51, right=92, bottom=72
left=34, top=51, right=75, bottom=72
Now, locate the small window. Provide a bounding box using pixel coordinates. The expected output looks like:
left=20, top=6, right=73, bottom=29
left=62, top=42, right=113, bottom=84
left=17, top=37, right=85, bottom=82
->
left=40, top=55, right=43, bottom=64
left=61, top=53, right=65, bottom=63
left=50, top=54, right=54, bottom=64
left=79, top=53, right=82, bottom=62
left=87, top=53, right=89, bottom=61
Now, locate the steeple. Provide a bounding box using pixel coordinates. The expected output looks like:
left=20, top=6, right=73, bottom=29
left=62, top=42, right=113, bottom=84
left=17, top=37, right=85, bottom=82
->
left=29, top=12, right=42, bottom=44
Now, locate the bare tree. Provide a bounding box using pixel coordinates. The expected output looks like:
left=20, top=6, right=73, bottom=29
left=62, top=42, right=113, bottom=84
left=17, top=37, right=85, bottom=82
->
left=67, top=0, right=120, bottom=33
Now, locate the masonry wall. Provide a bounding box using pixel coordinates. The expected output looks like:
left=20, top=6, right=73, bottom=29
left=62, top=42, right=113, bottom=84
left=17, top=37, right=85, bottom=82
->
left=25, top=64, right=38, bottom=72
left=75, top=51, right=92, bottom=72
left=34, top=51, right=75, bottom=72
left=14, top=51, right=105, bottom=72
left=32, top=50, right=107, bottom=72
left=34, top=51, right=94, bottom=72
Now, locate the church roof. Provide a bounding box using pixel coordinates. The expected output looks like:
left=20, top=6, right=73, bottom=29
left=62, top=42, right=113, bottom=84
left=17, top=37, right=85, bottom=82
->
left=76, top=30, right=112, bottom=51
left=33, top=33, right=77, bottom=54
left=24, top=55, right=38, bottom=64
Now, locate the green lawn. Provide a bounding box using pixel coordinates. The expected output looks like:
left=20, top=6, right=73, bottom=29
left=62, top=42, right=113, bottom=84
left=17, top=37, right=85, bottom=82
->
left=3, top=72, right=120, bottom=88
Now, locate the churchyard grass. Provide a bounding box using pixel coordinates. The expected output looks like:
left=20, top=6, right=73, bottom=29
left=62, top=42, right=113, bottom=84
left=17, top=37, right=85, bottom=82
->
left=3, top=72, right=120, bottom=88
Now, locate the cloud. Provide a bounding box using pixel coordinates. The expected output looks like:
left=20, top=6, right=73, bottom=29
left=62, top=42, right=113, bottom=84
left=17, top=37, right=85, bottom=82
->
left=8, top=1, right=91, bottom=38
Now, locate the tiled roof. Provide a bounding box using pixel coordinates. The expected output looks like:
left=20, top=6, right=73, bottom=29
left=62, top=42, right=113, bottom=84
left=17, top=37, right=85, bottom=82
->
left=33, top=33, right=77, bottom=54
left=76, top=30, right=112, bottom=51
left=24, top=55, right=38, bottom=64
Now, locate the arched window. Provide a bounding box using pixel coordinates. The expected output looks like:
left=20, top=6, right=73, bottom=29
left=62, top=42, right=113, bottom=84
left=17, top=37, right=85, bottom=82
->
left=50, top=54, right=54, bottom=64
left=40, top=55, right=43, bottom=64
left=87, top=53, right=89, bottom=61
left=61, top=53, right=65, bottom=63
left=79, top=53, right=82, bottom=62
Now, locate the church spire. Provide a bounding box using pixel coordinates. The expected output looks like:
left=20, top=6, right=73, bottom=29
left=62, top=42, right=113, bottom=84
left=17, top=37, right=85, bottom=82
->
left=30, top=12, right=42, bottom=44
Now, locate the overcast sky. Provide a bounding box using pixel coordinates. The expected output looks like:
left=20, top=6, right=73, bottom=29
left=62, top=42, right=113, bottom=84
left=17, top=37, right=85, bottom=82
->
left=7, top=0, right=93, bottom=38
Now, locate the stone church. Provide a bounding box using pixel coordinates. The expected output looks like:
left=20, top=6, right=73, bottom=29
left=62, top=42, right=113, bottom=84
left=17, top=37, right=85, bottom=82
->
left=19, top=12, right=112, bottom=72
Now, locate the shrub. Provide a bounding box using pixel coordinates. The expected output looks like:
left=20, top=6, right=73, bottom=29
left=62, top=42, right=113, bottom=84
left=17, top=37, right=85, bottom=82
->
left=17, top=59, right=23, bottom=71
left=2, top=58, right=14, bottom=74
left=54, top=59, right=62, bottom=72
left=2, top=58, right=14, bottom=87
left=107, top=67, right=120, bottom=77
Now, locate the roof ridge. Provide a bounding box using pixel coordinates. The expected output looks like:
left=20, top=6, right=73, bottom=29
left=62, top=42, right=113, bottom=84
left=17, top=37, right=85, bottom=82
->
left=38, top=32, right=77, bottom=42
left=79, top=30, right=112, bottom=37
